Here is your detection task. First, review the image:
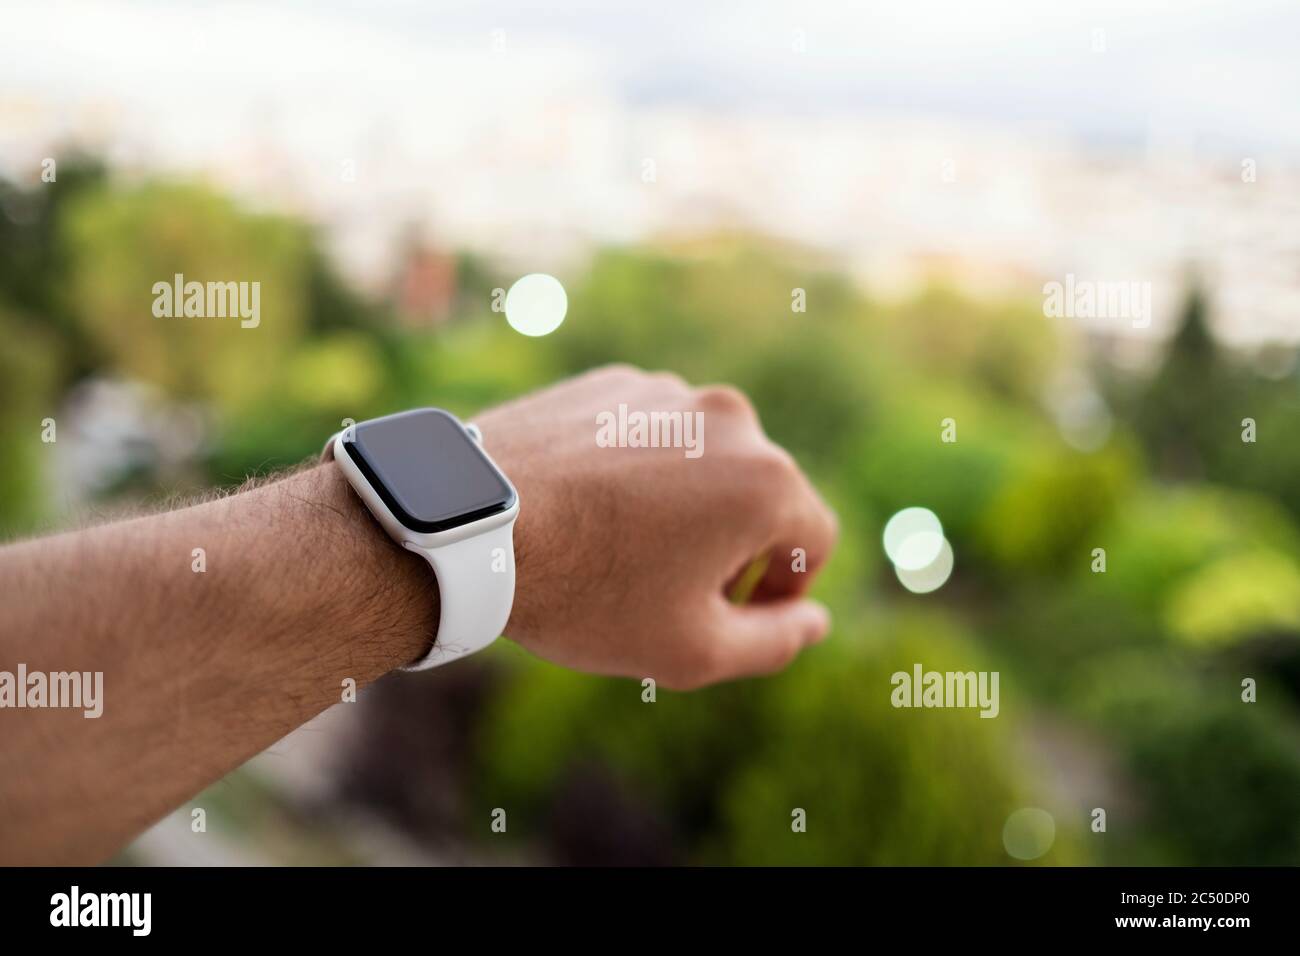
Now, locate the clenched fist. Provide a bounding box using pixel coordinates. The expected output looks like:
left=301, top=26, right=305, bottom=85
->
left=478, top=365, right=839, bottom=689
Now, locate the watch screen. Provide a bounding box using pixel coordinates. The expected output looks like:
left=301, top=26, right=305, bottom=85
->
left=344, top=408, right=515, bottom=532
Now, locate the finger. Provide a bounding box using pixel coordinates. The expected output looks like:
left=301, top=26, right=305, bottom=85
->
left=707, top=596, right=831, bottom=682
left=753, top=476, right=839, bottom=600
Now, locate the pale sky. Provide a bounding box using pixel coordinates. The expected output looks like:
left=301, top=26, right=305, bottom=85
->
left=4, top=0, right=1297, bottom=346
left=3, top=0, right=1299, bottom=157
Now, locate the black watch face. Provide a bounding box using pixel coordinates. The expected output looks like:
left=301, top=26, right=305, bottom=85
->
left=343, top=408, right=515, bottom=533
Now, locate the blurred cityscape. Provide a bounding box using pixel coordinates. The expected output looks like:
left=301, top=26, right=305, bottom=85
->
left=3, top=1, right=1299, bottom=347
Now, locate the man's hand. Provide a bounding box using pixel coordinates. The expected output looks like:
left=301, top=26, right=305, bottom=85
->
left=480, top=365, right=838, bottom=689
left=0, top=364, right=835, bottom=862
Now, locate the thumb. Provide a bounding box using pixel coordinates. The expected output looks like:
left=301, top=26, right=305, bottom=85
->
left=710, top=596, right=831, bottom=682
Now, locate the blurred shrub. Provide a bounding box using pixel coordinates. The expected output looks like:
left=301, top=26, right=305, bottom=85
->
left=1070, top=649, right=1300, bottom=865
left=61, top=181, right=311, bottom=414
left=1084, top=487, right=1300, bottom=623
left=976, top=441, right=1135, bottom=577
left=887, top=286, right=1059, bottom=404
left=473, top=614, right=1076, bottom=865
left=0, top=304, right=62, bottom=530
left=1165, top=549, right=1300, bottom=646
left=847, top=384, right=1029, bottom=553
left=710, top=616, right=1083, bottom=865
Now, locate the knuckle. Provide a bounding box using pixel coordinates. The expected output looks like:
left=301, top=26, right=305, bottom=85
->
left=727, top=444, right=804, bottom=514
left=751, top=442, right=800, bottom=486
left=696, top=384, right=755, bottom=419
left=726, top=447, right=792, bottom=510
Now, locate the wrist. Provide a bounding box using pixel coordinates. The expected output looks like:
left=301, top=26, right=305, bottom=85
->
left=291, top=463, right=438, bottom=672
left=474, top=417, right=541, bottom=644
left=321, top=407, right=526, bottom=670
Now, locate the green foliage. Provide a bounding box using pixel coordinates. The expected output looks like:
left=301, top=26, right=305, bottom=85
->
left=1086, top=487, right=1300, bottom=619
left=475, top=616, right=1068, bottom=865
left=708, top=616, right=1082, bottom=865
left=1165, top=549, right=1300, bottom=645
left=0, top=304, right=62, bottom=529
left=976, top=442, right=1135, bottom=576
left=848, top=385, right=1026, bottom=551
left=4, top=165, right=1299, bottom=865
left=60, top=180, right=312, bottom=413
left=0, top=155, right=108, bottom=361
left=1070, top=649, right=1300, bottom=865
left=887, top=286, right=1059, bottom=403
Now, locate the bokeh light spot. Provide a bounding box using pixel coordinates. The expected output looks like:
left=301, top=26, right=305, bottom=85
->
left=883, top=507, right=943, bottom=567
left=505, top=273, right=567, bottom=337
left=895, top=537, right=954, bottom=594
left=1002, top=807, right=1056, bottom=861
left=894, top=529, right=946, bottom=572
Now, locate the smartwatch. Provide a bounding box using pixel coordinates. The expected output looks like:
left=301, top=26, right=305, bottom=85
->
left=324, top=408, right=519, bottom=671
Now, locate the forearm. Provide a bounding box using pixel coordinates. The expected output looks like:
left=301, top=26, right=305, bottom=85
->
left=0, top=367, right=839, bottom=864
left=0, top=463, right=434, bottom=864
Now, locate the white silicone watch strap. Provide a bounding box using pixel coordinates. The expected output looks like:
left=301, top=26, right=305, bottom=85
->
left=401, top=520, right=516, bottom=671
